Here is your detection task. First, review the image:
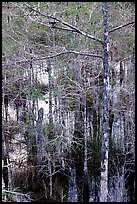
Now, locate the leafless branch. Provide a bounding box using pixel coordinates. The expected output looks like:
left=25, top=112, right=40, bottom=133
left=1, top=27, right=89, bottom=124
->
left=48, top=16, right=103, bottom=44
left=51, top=25, right=74, bottom=32
left=5, top=50, right=102, bottom=66
left=109, top=21, right=134, bottom=34
left=24, top=3, right=103, bottom=44
left=29, top=16, right=74, bottom=32
left=45, top=50, right=102, bottom=59
left=2, top=189, right=33, bottom=201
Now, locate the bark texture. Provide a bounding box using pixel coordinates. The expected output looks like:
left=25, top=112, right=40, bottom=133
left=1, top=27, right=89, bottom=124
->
left=100, top=2, right=109, bottom=202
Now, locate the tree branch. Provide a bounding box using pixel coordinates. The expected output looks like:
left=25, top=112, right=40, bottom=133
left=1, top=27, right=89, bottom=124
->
left=24, top=3, right=103, bottom=44
left=109, top=21, right=134, bottom=34
left=48, top=16, right=103, bottom=44
left=29, top=16, right=74, bottom=32
left=2, top=190, right=32, bottom=200
left=46, top=50, right=103, bottom=59
left=5, top=51, right=102, bottom=66
left=48, top=25, right=74, bottom=32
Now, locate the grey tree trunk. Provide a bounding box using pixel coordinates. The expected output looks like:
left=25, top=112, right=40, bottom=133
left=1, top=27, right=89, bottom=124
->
left=58, top=88, right=65, bottom=169
left=83, top=64, right=89, bottom=202
left=48, top=59, right=53, bottom=140
left=100, top=2, right=110, bottom=202
left=27, top=48, right=37, bottom=166
left=47, top=59, right=54, bottom=200
left=74, top=56, right=84, bottom=202
left=2, top=101, right=9, bottom=190
left=37, top=107, right=44, bottom=165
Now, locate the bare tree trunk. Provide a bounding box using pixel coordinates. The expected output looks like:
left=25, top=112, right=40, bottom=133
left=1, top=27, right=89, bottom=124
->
left=58, top=88, right=65, bottom=168
left=74, top=57, right=84, bottom=202
left=2, top=77, right=10, bottom=189
left=27, top=48, right=37, bottom=166
left=37, top=107, right=44, bottom=165
left=100, top=2, right=110, bottom=202
left=48, top=158, right=53, bottom=201
left=48, top=59, right=53, bottom=140
left=2, top=109, right=9, bottom=190
left=83, top=64, right=89, bottom=202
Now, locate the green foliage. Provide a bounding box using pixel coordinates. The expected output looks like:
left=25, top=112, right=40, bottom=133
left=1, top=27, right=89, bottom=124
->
left=86, top=89, right=92, bottom=104
left=112, top=2, right=135, bottom=13
left=112, top=33, right=134, bottom=57
left=28, top=87, right=45, bottom=100
left=13, top=17, right=25, bottom=31
left=30, top=31, right=48, bottom=44
left=64, top=3, right=90, bottom=17
left=9, top=83, right=18, bottom=92
left=65, top=4, right=78, bottom=16
left=44, top=123, right=54, bottom=136
left=53, top=88, right=59, bottom=97
left=31, top=22, right=49, bottom=31
left=2, top=191, right=14, bottom=202
left=3, top=38, right=17, bottom=58
left=68, top=98, right=76, bottom=110
left=68, top=69, right=75, bottom=81
left=31, top=21, right=40, bottom=29
left=68, top=41, right=79, bottom=50
left=111, top=79, right=116, bottom=88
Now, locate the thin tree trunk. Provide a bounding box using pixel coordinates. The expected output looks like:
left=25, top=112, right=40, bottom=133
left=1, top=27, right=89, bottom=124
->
left=48, top=158, right=53, bottom=201
left=37, top=107, right=44, bottom=165
left=58, top=88, right=65, bottom=169
left=83, top=64, right=89, bottom=202
left=2, top=71, right=10, bottom=190
left=48, top=59, right=53, bottom=140
left=47, top=59, right=53, bottom=200
left=27, top=48, right=37, bottom=166
left=100, top=2, right=110, bottom=202
left=74, top=57, right=84, bottom=202
left=2, top=107, right=9, bottom=190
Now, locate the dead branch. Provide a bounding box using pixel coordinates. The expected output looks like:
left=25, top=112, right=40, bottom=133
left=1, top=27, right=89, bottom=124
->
left=23, top=3, right=103, bottom=44
left=109, top=21, right=134, bottom=33
left=4, top=50, right=103, bottom=66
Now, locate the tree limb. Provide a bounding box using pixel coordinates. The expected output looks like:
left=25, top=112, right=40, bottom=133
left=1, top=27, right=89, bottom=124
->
left=24, top=3, right=103, bottom=44
left=2, top=189, right=33, bottom=200
left=47, top=15, right=103, bottom=44
left=6, top=51, right=102, bottom=65
left=109, top=21, right=134, bottom=33
left=44, top=50, right=103, bottom=59
left=29, top=16, right=74, bottom=32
